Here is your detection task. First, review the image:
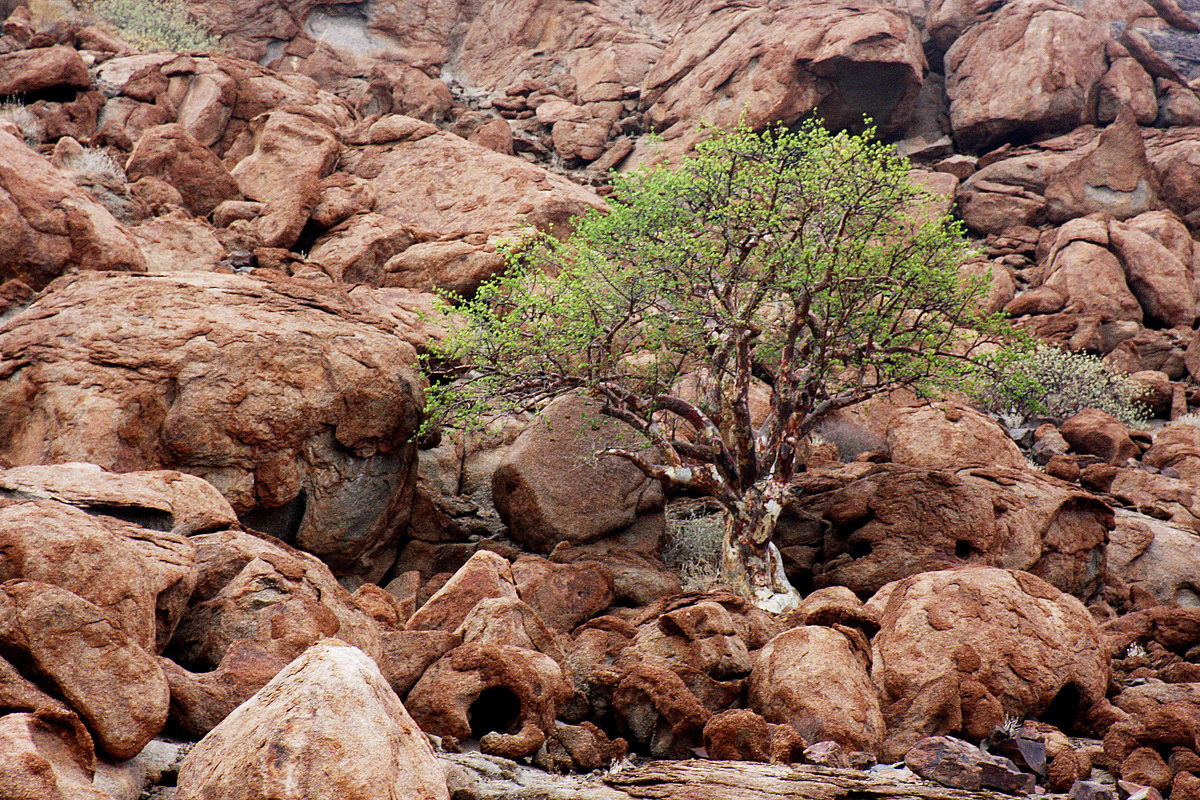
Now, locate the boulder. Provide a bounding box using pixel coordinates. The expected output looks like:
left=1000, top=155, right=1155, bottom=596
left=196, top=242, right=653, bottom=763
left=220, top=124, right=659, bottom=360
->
left=906, top=735, right=1035, bottom=793
left=455, top=596, right=565, bottom=666
left=1108, top=510, right=1200, bottom=607
left=512, top=555, right=615, bottom=632
left=404, top=642, right=573, bottom=759
left=161, top=639, right=292, bottom=738
left=1061, top=409, right=1141, bottom=465
left=175, top=640, right=449, bottom=800
left=315, top=122, right=605, bottom=288
left=885, top=402, right=1026, bottom=470
left=0, top=45, right=90, bottom=95
left=641, top=0, right=925, bottom=158
left=125, top=124, right=241, bottom=217
left=0, top=272, right=426, bottom=582
left=0, top=128, right=145, bottom=291
left=0, top=497, right=195, bottom=653
left=0, top=580, right=169, bottom=759
left=703, top=708, right=805, bottom=764
left=167, top=529, right=382, bottom=670
left=868, top=567, right=1109, bottom=760
left=748, top=625, right=884, bottom=754
left=230, top=111, right=340, bottom=248
left=129, top=209, right=229, bottom=273
left=406, top=550, right=519, bottom=632
left=610, top=659, right=712, bottom=759
left=1108, top=219, right=1197, bottom=328
left=492, top=394, right=664, bottom=554
left=0, top=712, right=111, bottom=800
left=945, top=0, right=1109, bottom=152
left=1043, top=225, right=1143, bottom=324
left=787, top=463, right=1112, bottom=599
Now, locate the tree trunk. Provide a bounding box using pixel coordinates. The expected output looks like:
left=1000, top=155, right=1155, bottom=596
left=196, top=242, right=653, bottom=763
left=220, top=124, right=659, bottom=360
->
left=719, top=480, right=802, bottom=614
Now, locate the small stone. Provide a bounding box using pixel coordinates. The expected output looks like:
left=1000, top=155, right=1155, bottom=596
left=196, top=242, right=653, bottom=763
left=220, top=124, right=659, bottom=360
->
left=1070, top=780, right=1119, bottom=800
left=805, top=740, right=851, bottom=769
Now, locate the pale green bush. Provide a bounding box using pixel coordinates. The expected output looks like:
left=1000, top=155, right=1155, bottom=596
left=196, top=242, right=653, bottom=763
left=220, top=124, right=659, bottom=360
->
left=978, top=344, right=1151, bottom=427
left=89, top=0, right=219, bottom=52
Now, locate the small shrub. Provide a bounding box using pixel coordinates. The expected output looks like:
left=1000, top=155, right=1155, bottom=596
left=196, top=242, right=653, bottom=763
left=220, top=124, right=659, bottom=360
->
left=662, top=499, right=724, bottom=592
left=1172, top=413, right=1200, bottom=428
left=88, top=0, right=219, bottom=52
left=63, top=146, right=126, bottom=180
left=976, top=344, right=1151, bottom=427
left=0, top=101, right=41, bottom=146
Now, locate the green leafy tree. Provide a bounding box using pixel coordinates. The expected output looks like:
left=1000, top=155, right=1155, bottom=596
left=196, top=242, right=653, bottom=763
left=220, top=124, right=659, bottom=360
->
left=425, top=122, right=1016, bottom=613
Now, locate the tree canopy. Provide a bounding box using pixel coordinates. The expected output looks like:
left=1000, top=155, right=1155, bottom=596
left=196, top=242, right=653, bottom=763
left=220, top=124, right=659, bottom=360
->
left=424, top=121, right=1016, bottom=611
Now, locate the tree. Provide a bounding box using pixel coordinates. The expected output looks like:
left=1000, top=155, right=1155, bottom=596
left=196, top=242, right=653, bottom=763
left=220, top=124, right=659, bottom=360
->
left=424, top=122, right=1016, bottom=613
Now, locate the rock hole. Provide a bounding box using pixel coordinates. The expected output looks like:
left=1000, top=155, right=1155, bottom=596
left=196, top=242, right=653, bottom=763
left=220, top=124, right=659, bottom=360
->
left=468, top=686, right=522, bottom=738
left=955, top=539, right=971, bottom=558
left=1038, top=682, right=1081, bottom=733
left=849, top=537, right=872, bottom=558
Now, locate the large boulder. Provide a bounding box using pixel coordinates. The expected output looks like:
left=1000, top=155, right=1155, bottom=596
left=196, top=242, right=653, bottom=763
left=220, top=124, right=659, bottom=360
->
left=1108, top=509, right=1200, bottom=607
left=0, top=580, right=170, bottom=759
left=125, top=123, right=242, bottom=217
left=785, top=463, right=1112, bottom=600
left=175, top=640, right=449, bottom=800
left=945, top=0, right=1110, bottom=152
left=0, top=127, right=144, bottom=290
left=167, top=529, right=382, bottom=671
left=492, top=394, right=664, bottom=554
left=868, top=567, right=1109, bottom=760
left=748, top=625, right=885, bottom=754
left=0, top=496, right=195, bottom=653
left=0, top=45, right=90, bottom=95
left=0, top=272, right=427, bottom=582
left=640, top=0, right=925, bottom=154
left=885, top=402, right=1026, bottom=470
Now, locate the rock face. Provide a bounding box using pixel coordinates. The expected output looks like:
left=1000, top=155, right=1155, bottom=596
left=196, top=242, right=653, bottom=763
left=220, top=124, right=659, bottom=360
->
left=1108, top=509, right=1200, bottom=607
left=786, top=463, right=1112, bottom=600
left=0, top=712, right=112, bottom=800
left=175, top=640, right=449, bottom=800
left=492, top=394, right=664, bottom=554
left=748, top=625, right=885, bottom=754
left=868, top=567, right=1109, bottom=760
left=945, top=0, right=1109, bottom=152
left=0, top=272, right=426, bottom=582
left=0, top=127, right=145, bottom=291
left=0, top=579, right=170, bottom=759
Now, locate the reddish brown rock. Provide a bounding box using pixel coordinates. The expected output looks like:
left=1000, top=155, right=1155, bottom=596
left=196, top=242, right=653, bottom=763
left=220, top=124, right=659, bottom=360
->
left=0, top=580, right=169, bottom=759
left=176, top=640, right=449, bottom=800
left=0, top=128, right=145, bottom=290
left=703, top=708, right=803, bottom=764
left=0, top=711, right=111, bottom=800
left=789, top=462, right=1112, bottom=599
left=886, top=402, right=1026, bottom=471
left=377, top=629, right=461, bottom=698
left=405, top=550, right=519, bottom=632
left=1120, top=746, right=1172, bottom=792
left=493, top=394, right=664, bottom=554
left=230, top=111, right=339, bottom=249
left=512, top=555, right=615, bottom=632
left=455, top=596, right=565, bottom=666
left=869, top=567, right=1109, bottom=761
left=0, top=496, right=195, bottom=653
left=0, top=45, right=90, bottom=96
left=125, top=124, right=242, bottom=217
left=749, top=626, right=884, bottom=755
left=785, top=586, right=879, bottom=633
left=405, top=642, right=573, bottom=758
left=0, top=273, right=425, bottom=582
left=1061, top=409, right=1141, bottom=465
left=945, top=0, right=1109, bottom=152
left=611, top=659, right=712, bottom=759
left=161, top=639, right=292, bottom=737
left=1109, top=220, right=1197, bottom=328
left=167, top=529, right=382, bottom=670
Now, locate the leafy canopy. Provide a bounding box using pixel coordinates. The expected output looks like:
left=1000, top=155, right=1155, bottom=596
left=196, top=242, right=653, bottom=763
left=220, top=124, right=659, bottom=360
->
left=424, top=121, right=1016, bottom=501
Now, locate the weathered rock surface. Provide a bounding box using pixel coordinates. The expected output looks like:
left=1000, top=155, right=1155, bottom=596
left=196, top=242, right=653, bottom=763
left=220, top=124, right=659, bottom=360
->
left=0, top=711, right=111, bottom=800
left=0, top=580, right=169, bottom=759
left=0, top=127, right=145, bottom=290
left=167, top=529, right=382, bottom=670
left=945, top=0, right=1109, bottom=152
left=175, top=640, right=449, bottom=800
left=0, top=496, right=195, bottom=653
left=125, top=124, right=242, bottom=217
left=885, top=403, right=1026, bottom=471
left=786, top=463, right=1112, bottom=599
left=868, top=567, right=1109, bottom=760
left=748, top=625, right=885, bottom=754
left=0, top=272, right=426, bottom=581
left=492, top=394, right=664, bottom=554
left=1108, top=510, right=1200, bottom=607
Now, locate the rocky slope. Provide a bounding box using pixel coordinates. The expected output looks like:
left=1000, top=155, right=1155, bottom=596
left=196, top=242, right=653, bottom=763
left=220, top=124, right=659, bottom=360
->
left=7, top=0, right=1200, bottom=798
